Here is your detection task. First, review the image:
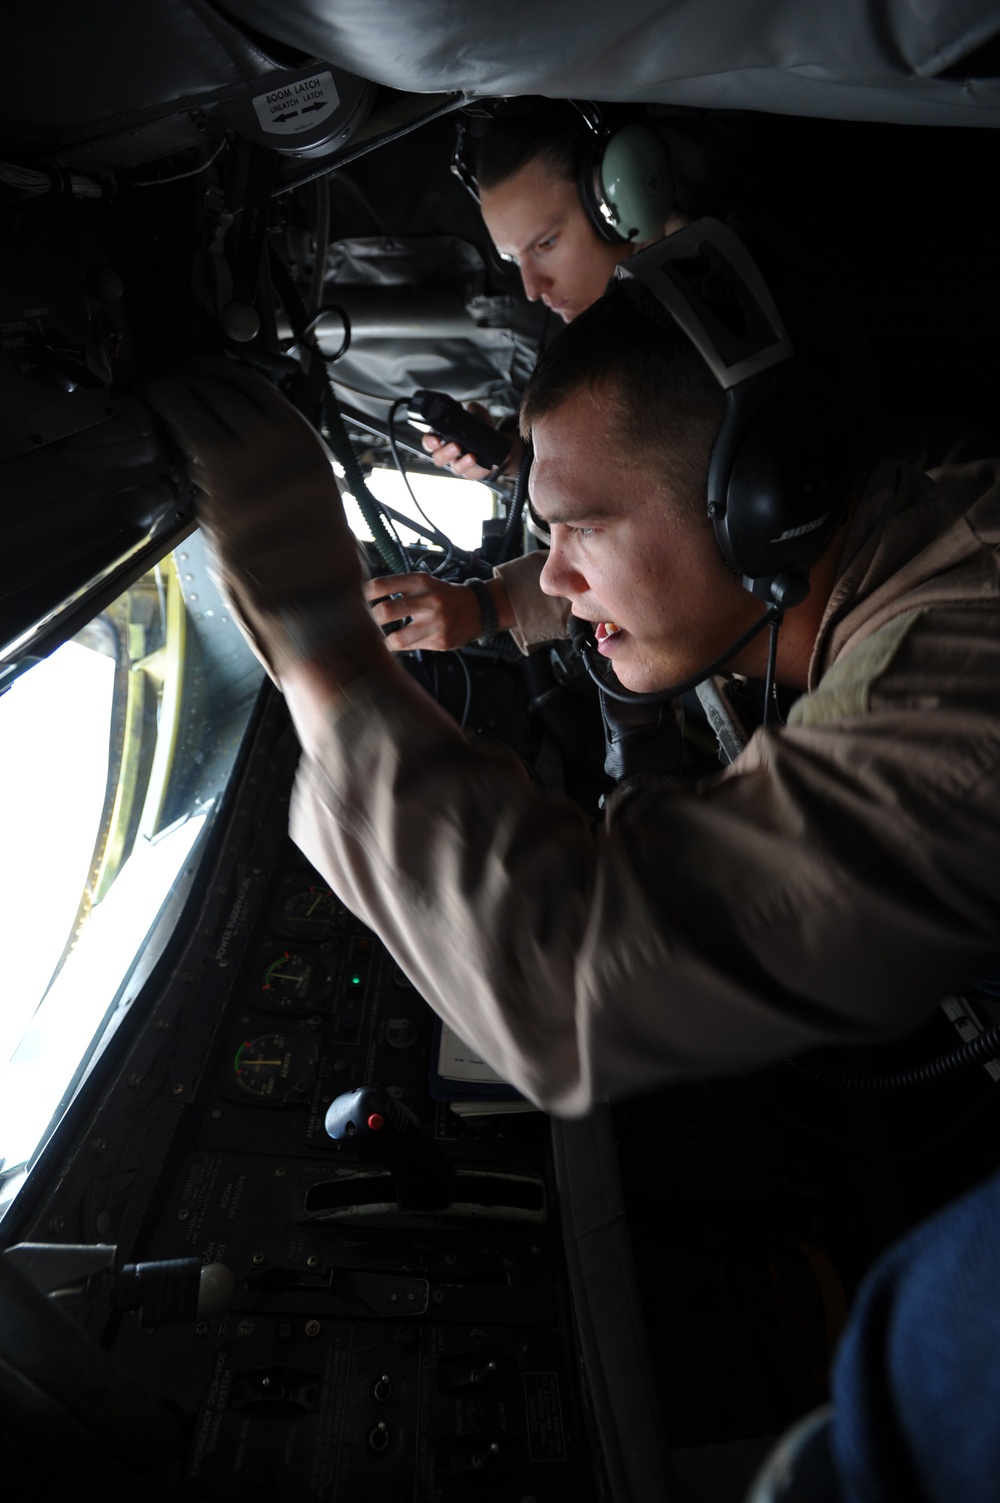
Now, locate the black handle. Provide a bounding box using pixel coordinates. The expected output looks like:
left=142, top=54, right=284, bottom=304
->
left=406, top=389, right=511, bottom=473
left=325, top=1085, right=455, bottom=1210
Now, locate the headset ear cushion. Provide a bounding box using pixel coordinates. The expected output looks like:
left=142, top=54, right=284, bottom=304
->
left=578, top=123, right=675, bottom=245
left=716, top=389, right=853, bottom=581
left=578, top=145, right=624, bottom=244
left=599, top=123, right=675, bottom=244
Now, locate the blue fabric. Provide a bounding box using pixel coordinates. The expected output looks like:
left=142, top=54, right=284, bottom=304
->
left=831, top=1169, right=1000, bottom=1503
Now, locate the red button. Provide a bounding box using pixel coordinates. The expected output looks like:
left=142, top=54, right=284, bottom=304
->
left=367, top=1113, right=385, bottom=1131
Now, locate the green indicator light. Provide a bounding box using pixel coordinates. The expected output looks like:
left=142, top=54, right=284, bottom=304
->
left=351, top=974, right=362, bottom=986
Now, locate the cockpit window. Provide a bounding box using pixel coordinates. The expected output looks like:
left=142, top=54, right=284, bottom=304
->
left=0, top=534, right=264, bottom=1219
left=343, top=462, right=496, bottom=554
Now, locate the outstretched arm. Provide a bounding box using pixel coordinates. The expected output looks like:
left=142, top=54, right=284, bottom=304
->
left=145, top=357, right=382, bottom=697
left=149, top=363, right=1000, bottom=1117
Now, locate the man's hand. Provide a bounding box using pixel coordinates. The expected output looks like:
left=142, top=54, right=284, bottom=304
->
left=364, top=573, right=514, bottom=652
left=146, top=359, right=383, bottom=689
left=421, top=402, right=525, bottom=482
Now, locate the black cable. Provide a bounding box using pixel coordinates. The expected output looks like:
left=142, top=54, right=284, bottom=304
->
left=387, top=399, right=454, bottom=574
left=326, top=382, right=411, bottom=571
left=461, top=635, right=523, bottom=664
left=762, top=616, right=782, bottom=727
left=268, top=245, right=408, bottom=573
left=302, top=302, right=351, bottom=363
left=307, top=175, right=330, bottom=317
left=572, top=606, right=782, bottom=708
left=369, top=495, right=458, bottom=555
left=450, top=115, right=481, bottom=206
left=496, top=440, right=533, bottom=564
left=451, top=649, right=473, bottom=731
left=786, top=1020, right=1000, bottom=1091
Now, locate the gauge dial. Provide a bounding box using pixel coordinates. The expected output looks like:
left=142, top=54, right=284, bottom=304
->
left=260, top=950, right=314, bottom=1010
left=232, top=1031, right=318, bottom=1103
left=276, top=886, right=340, bottom=939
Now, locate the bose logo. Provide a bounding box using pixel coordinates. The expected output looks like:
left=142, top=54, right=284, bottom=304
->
left=773, top=512, right=830, bottom=543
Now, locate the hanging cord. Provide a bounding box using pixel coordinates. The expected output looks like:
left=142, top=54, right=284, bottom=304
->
left=405, top=646, right=473, bottom=731
left=321, top=378, right=409, bottom=572
left=268, top=245, right=408, bottom=574
left=495, top=440, right=533, bottom=564
left=307, top=177, right=330, bottom=318
left=450, top=114, right=481, bottom=207
left=451, top=649, right=473, bottom=730
left=383, top=403, right=523, bottom=659
left=762, top=614, right=784, bottom=727
left=370, top=494, right=462, bottom=556
left=786, top=1021, right=1000, bottom=1091
left=133, top=138, right=227, bottom=188
left=387, top=398, right=459, bottom=576
left=302, top=303, right=351, bottom=364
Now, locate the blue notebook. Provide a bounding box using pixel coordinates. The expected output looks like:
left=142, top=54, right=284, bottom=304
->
left=428, top=1017, right=531, bottom=1112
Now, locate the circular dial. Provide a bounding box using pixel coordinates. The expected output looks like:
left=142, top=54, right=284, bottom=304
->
left=260, top=950, right=314, bottom=1011
left=276, top=886, right=340, bottom=939
left=232, top=1032, right=318, bottom=1102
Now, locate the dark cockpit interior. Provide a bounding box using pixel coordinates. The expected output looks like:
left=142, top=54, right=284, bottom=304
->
left=3, top=4, right=1000, bottom=1499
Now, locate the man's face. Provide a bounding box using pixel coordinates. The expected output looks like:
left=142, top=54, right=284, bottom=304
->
left=532, top=386, right=759, bottom=694
left=480, top=158, right=629, bottom=323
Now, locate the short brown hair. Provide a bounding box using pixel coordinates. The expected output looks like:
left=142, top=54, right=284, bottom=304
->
left=520, top=280, right=726, bottom=514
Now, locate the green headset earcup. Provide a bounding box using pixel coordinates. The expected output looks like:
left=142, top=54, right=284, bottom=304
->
left=590, top=123, right=675, bottom=244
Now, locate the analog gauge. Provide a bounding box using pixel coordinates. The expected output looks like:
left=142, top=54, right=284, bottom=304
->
left=260, top=950, right=314, bottom=1011
left=275, top=886, right=340, bottom=939
left=231, top=1032, right=318, bottom=1103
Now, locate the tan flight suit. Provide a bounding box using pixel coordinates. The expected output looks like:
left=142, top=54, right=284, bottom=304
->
left=291, top=459, right=1000, bottom=1115
left=494, top=549, right=569, bottom=653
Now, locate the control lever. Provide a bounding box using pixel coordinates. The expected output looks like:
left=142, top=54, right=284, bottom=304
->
left=325, top=1085, right=455, bottom=1211
left=3, top=1243, right=235, bottom=1328
left=406, top=389, right=512, bottom=473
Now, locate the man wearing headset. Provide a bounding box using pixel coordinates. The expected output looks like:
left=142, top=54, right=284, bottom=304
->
left=149, top=217, right=1000, bottom=1120
left=363, top=100, right=692, bottom=656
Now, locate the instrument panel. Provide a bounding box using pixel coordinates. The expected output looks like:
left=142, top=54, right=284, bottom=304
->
left=4, top=686, right=603, bottom=1502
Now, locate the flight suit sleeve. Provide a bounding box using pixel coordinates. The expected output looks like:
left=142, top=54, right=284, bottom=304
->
left=493, top=552, right=570, bottom=653
left=289, top=599, right=1000, bottom=1116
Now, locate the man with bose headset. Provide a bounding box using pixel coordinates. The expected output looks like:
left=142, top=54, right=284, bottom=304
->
left=363, top=99, right=693, bottom=657
left=148, top=216, right=1000, bottom=1118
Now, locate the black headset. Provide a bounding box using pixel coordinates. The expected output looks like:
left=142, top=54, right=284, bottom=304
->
left=574, top=219, right=854, bottom=714
left=616, top=218, right=854, bottom=605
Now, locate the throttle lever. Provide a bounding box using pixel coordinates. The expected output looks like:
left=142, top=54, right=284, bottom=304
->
left=325, top=1084, right=455, bottom=1210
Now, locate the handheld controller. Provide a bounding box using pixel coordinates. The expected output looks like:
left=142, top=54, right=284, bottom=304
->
left=406, top=389, right=512, bottom=473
